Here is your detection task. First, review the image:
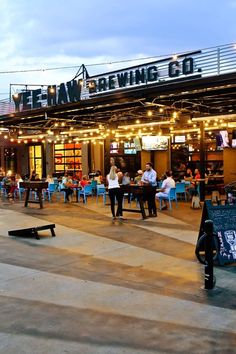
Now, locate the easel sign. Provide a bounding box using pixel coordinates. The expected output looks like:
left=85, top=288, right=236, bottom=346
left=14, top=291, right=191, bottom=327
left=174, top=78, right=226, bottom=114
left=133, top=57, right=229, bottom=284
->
left=198, top=200, right=236, bottom=265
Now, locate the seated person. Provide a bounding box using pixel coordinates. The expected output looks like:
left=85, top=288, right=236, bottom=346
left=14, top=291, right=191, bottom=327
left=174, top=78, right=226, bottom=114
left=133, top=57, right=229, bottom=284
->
left=46, top=174, right=54, bottom=183
left=122, top=172, right=130, bottom=185
left=2, top=173, right=14, bottom=197
left=194, top=168, right=201, bottom=179
left=60, top=173, right=74, bottom=201
left=134, top=170, right=143, bottom=185
left=30, top=170, right=37, bottom=181
left=155, top=171, right=175, bottom=210
left=15, top=173, right=23, bottom=189
left=184, top=168, right=193, bottom=180
left=9, top=173, right=23, bottom=197
left=94, top=170, right=103, bottom=185
left=80, top=175, right=89, bottom=188
left=186, top=168, right=201, bottom=196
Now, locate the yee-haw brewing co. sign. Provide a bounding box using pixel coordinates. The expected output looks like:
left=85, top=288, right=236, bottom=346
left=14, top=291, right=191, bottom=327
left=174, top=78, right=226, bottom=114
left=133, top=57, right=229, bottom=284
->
left=12, top=52, right=202, bottom=112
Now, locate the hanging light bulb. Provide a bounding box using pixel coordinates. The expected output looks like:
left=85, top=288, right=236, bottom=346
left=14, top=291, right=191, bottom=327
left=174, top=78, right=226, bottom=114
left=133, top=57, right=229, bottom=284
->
left=173, top=111, right=178, bottom=119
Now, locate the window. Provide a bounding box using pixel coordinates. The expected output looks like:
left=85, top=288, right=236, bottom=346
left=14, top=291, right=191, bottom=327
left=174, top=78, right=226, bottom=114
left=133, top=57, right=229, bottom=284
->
left=29, top=145, right=42, bottom=177
left=54, top=142, right=82, bottom=175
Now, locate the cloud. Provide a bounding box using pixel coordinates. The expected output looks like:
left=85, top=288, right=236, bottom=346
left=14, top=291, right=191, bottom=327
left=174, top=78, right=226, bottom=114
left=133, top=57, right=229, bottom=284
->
left=0, top=0, right=236, bottom=95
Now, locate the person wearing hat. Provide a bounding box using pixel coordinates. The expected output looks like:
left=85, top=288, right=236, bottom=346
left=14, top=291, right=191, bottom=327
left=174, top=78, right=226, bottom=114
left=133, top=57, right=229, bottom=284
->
left=134, top=170, right=143, bottom=185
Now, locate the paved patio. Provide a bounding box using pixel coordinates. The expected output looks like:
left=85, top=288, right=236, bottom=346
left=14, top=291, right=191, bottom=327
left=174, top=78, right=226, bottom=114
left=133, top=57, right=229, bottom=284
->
left=0, top=197, right=235, bottom=353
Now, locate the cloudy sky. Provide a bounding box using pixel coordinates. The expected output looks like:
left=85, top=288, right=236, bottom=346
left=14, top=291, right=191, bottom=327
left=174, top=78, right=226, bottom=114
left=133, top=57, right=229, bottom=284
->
left=0, top=0, right=236, bottom=97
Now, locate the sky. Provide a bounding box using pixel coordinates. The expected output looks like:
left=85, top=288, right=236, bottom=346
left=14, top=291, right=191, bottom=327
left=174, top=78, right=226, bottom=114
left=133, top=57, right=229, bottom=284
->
left=0, top=0, right=236, bottom=98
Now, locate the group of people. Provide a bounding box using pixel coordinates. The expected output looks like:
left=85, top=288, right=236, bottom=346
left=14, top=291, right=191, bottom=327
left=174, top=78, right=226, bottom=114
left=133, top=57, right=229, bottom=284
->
left=1, top=172, right=23, bottom=198
left=59, top=170, right=104, bottom=202
left=106, top=162, right=178, bottom=220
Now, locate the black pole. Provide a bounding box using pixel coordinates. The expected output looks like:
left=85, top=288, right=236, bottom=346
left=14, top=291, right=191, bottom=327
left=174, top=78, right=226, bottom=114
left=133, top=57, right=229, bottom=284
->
left=199, top=122, right=205, bottom=202
left=204, top=219, right=215, bottom=290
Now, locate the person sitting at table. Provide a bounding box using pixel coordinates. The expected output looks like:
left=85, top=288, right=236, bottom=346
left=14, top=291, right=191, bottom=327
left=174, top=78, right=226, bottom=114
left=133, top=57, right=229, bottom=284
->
left=10, top=173, right=23, bottom=197
left=186, top=168, right=201, bottom=197
left=15, top=173, right=23, bottom=188
left=80, top=175, right=89, bottom=188
left=122, top=172, right=130, bottom=185
left=134, top=170, right=143, bottom=185
left=184, top=168, right=193, bottom=180
left=46, top=174, right=54, bottom=183
left=60, top=173, right=74, bottom=202
left=94, top=170, right=103, bottom=184
left=2, top=172, right=13, bottom=197
left=30, top=170, right=37, bottom=181
left=156, top=170, right=175, bottom=210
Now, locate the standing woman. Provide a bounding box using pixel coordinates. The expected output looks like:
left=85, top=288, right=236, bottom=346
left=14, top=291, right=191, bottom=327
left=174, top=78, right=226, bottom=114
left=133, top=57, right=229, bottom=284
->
left=107, top=165, right=124, bottom=221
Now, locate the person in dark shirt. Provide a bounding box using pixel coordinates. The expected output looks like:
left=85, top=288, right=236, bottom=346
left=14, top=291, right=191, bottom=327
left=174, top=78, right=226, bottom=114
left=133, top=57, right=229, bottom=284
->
left=30, top=170, right=36, bottom=181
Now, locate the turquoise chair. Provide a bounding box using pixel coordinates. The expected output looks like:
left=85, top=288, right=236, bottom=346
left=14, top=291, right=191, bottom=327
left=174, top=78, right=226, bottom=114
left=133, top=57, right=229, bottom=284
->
left=43, top=183, right=56, bottom=202
left=78, top=184, right=93, bottom=203
left=0, top=183, right=7, bottom=199
left=90, top=180, right=97, bottom=195
left=96, top=184, right=106, bottom=204
left=158, top=187, right=178, bottom=211
left=175, top=182, right=187, bottom=201
left=14, top=187, right=25, bottom=200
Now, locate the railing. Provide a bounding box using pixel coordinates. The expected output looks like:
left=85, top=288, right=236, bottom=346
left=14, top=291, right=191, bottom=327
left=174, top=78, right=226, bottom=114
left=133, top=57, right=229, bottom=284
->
left=1, top=43, right=236, bottom=115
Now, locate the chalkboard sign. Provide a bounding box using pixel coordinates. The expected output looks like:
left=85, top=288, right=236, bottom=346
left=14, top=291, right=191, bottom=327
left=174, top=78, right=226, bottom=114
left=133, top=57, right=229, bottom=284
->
left=198, top=200, right=236, bottom=265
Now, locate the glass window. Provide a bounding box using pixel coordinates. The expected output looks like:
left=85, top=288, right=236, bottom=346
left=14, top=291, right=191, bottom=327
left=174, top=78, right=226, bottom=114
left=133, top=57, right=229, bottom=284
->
left=54, top=143, right=82, bottom=175
left=28, top=145, right=42, bottom=177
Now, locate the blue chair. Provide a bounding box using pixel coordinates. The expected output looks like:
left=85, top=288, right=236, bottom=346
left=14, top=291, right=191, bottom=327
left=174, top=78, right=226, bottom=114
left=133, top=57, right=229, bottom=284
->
left=78, top=184, right=93, bottom=203
left=58, top=183, right=73, bottom=203
left=43, top=183, right=56, bottom=202
left=158, top=187, right=178, bottom=211
left=175, top=182, right=187, bottom=201
left=14, top=187, right=25, bottom=200
left=96, top=184, right=106, bottom=204
left=0, top=183, right=7, bottom=199
left=90, top=180, right=97, bottom=195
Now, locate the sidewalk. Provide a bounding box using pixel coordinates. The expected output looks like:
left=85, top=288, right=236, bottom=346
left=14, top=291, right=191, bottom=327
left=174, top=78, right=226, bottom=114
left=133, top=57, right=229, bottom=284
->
left=0, top=199, right=235, bottom=354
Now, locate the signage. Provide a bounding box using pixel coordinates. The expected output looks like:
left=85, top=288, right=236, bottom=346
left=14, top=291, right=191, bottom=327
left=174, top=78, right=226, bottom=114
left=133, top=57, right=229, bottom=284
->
left=11, top=51, right=202, bottom=112
left=87, top=53, right=202, bottom=95
left=12, top=80, right=82, bottom=112
left=198, top=200, right=236, bottom=265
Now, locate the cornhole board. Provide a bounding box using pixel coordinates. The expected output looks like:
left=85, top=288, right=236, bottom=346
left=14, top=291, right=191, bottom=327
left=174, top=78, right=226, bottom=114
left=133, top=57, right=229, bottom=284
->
left=8, top=224, right=56, bottom=240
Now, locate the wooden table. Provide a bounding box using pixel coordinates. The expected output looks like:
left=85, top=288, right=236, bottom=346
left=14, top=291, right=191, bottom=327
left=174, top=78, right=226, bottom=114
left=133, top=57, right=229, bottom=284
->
left=20, top=181, right=48, bottom=209
left=121, top=185, right=155, bottom=219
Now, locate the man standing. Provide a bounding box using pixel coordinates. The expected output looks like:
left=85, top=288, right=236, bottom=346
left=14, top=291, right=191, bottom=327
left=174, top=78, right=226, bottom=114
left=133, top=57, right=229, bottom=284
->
left=141, top=162, right=157, bottom=217
left=156, top=171, right=175, bottom=210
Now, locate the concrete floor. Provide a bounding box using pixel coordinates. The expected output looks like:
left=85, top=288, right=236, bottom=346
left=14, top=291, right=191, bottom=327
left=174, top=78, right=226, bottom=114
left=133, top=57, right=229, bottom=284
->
left=0, top=196, right=235, bottom=354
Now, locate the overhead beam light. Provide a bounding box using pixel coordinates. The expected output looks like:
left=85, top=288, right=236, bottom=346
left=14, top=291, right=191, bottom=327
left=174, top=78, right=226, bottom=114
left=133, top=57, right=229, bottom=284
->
left=118, top=120, right=171, bottom=129
left=192, top=114, right=236, bottom=122
left=60, top=128, right=100, bottom=135
left=171, top=128, right=200, bottom=134
left=18, top=134, right=46, bottom=139
left=73, top=136, right=104, bottom=141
